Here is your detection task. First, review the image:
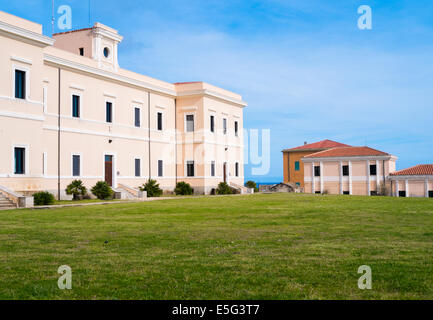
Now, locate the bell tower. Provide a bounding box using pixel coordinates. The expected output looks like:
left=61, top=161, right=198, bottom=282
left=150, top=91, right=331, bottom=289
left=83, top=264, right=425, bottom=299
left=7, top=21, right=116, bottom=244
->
left=92, top=23, right=123, bottom=71
left=53, top=22, right=123, bottom=72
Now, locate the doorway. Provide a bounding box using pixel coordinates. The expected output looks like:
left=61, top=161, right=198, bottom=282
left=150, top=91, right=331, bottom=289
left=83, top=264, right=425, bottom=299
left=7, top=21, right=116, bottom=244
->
left=105, top=155, right=113, bottom=186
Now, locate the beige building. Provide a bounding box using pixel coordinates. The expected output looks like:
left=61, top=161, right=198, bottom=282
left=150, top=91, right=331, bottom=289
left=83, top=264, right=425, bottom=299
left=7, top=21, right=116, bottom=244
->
left=0, top=11, right=247, bottom=204
left=302, top=146, right=397, bottom=196
left=389, top=165, right=433, bottom=198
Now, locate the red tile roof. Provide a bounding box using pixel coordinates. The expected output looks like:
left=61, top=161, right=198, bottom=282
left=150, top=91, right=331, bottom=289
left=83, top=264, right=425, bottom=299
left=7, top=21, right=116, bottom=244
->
left=304, top=146, right=390, bottom=158
left=390, top=164, right=433, bottom=176
left=283, top=139, right=351, bottom=152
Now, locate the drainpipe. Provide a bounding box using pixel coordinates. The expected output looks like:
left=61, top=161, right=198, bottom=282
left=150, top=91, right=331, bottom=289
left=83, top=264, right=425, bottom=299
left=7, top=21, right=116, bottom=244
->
left=174, top=98, right=178, bottom=185
left=57, top=68, right=61, bottom=201
left=148, top=91, right=151, bottom=180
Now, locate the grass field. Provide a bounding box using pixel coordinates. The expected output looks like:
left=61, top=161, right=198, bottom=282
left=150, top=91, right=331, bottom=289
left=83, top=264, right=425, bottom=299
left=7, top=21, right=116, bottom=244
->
left=0, top=193, right=432, bottom=300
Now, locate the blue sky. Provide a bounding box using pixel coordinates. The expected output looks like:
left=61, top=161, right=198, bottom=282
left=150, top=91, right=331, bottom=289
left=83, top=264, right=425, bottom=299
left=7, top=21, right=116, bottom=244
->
left=2, top=0, right=433, bottom=182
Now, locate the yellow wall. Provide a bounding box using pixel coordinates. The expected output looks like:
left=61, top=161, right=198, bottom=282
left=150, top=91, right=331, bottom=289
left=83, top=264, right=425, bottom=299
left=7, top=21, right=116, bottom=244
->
left=283, top=151, right=317, bottom=188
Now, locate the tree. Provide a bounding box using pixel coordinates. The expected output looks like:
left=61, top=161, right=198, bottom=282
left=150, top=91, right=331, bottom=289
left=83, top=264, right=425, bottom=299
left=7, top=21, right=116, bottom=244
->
left=91, top=181, right=113, bottom=200
left=65, top=180, right=87, bottom=200
left=216, top=182, right=233, bottom=195
left=33, top=191, right=55, bottom=206
left=245, top=180, right=258, bottom=193
left=139, top=179, right=163, bottom=197
left=174, top=182, right=193, bottom=196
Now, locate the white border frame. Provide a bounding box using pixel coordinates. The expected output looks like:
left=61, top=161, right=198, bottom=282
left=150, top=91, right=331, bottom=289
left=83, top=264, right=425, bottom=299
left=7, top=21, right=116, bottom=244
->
left=105, top=98, right=115, bottom=124
left=71, top=91, right=83, bottom=118
left=133, top=106, right=141, bottom=128
left=156, top=110, right=164, bottom=132
left=185, top=160, right=195, bottom=177
left=158, top=159, right=164, bottom=177
left=11, top=144, right=29, bottom=176
left=134, top=157, right=142, bottom=177
left=12, top=64, right=30, bottom=101
left=103, top=152, right=117, bottom=188
left=71, top=153, right=82, bottom=177
left=184, top=113, right=195, bottom=133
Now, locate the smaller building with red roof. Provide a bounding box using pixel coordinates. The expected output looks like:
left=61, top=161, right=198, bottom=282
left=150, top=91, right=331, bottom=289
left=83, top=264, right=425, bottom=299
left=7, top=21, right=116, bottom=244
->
left=388, top=165, right=433, bottom=198
left=282, top=139, right=350, bottom=188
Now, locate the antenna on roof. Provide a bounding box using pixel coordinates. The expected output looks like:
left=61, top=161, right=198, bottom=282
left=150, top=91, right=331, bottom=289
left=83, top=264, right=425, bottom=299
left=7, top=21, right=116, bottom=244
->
left=51, top=0, right=55, bottom=35
left=88, top=0, right=92, bottom=27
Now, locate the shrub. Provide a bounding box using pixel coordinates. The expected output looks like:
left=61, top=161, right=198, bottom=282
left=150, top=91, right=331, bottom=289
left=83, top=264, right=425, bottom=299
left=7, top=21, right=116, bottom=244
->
left=139, top=179, right=163, bottom=197
left=91, top=181, right=113, bottom=200
left=245, top=180, right=258, bottom=193
left=216, top=182, right=233, bottom=195
left=174, top=182, right=193, bottom=196
left=65, top=180, right=87, bottom=200
left=33, top=191, right=55, bottom=206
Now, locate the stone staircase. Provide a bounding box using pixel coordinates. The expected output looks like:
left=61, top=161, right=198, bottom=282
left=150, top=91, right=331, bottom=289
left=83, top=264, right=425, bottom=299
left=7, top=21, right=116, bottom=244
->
left=0, top=193, right=17, bottom=210
left=114, top=184, right=147, bottom=200
left=229, top=182, right=254, bottom=194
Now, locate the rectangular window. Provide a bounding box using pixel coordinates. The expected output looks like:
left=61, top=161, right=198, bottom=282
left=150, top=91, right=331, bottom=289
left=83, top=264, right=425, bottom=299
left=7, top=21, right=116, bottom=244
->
left=235, top=162, right=239, bottom=177
left=15, top=70, right=26, bottom=99
left=135, top=159, right=141, bottom=177
left=79, top=48, right=84, bottom=56
left=399, top=191, right=406, bottom=197
left=370, top=191, right=378, bottom=196
left=223, top=118, right=227, bottom=135
left=234, top=121, right=238, bottom=136
left=72, top=95, right=80, bottom=118
left=157, top=112, right=163, bottom=131
left=14, top=147, right=25, bottom=174
left=342, top=165, right=349, bottom=176
left=429, top=191, right=433, bottom=198
left=158, top=160, right=163, bottom=177
left=106, top=102, right=113, bottom=123
left=314, top=166, right=321, bottom=177
left=370, top=164, right=377, bottom=176
left=296, top=182, right=301, bottom=187
left=295, top=161, right=300, bottom=171
left=315, top=191, right=321, bottom=194
left=186, top=114, right=194, bottom=132
left=187, top=161, right=195, bottom=177
left=72, top=155, right=80, bottom=177
left=343, top=191, right=350, bottom=195
left=211, top=161, right=215, bottom=177
left=134, top=107, right=140, bottom=127
left=210, top=115, right=215, bottom=133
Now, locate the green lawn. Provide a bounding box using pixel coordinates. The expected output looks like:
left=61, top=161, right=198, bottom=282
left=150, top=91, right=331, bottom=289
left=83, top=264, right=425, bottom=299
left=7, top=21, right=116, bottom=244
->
left=0, top=193, right=432, bottom=300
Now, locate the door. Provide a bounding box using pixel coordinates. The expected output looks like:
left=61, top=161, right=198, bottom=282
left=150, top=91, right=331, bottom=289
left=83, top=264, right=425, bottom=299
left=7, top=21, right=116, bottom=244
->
left=105, top=155, right=113, bottom=186
left=223, top=162, right=227, bottom=183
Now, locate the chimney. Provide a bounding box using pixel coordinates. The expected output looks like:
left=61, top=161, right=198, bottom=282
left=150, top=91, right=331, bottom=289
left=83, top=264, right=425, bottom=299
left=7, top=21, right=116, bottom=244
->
left=304, top=141, right=307, bottom=145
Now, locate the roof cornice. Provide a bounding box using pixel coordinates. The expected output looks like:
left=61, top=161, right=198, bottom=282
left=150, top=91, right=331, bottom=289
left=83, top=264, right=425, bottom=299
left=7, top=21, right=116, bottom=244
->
left=44, top=54, right=177, bottom=97
left=43, top=54, right=246, bottom=106
left=388, top=175, right=433, bottom=180
left=178, top=89, right=247, bottom=107
left=302, top=155, right=397, bottom=162
left=0, top=20, right=54, bottom=47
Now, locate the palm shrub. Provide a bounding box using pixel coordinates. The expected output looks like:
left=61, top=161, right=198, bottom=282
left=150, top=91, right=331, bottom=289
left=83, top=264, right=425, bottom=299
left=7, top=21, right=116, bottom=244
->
left=216, top=182, right=233, bottom=195
left=174, top=182, right=193, bottom=196
left=91, top=181, right=113, bottom=200
left=33, top=191, right=55, bottom=206
left=65, top=180, right=87, bottom=200
left=139, top=179, right=163, bottom=197
left=245, top=180, right=258, bottom=193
